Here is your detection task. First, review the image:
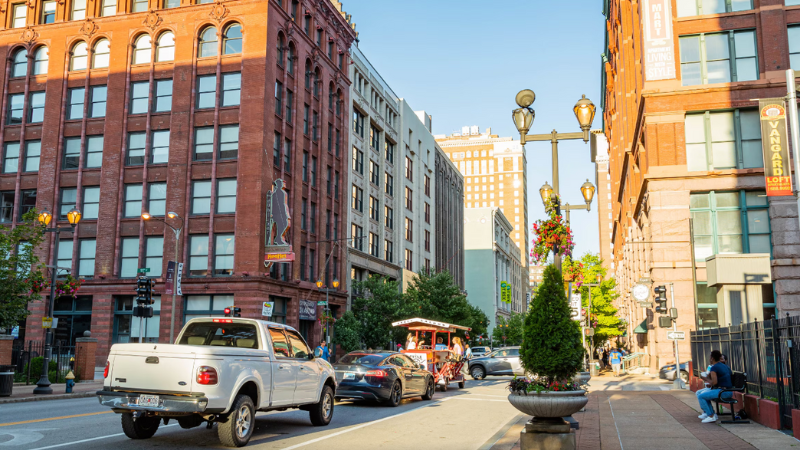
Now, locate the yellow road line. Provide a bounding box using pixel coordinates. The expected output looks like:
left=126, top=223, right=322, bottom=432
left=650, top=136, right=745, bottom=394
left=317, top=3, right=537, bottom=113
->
left=0, top=411, right=111, bottom=427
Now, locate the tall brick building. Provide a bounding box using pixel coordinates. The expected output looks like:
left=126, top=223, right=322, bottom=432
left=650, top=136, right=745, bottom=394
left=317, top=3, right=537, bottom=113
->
left=1, top=0, right=357, bottom=365
left=602, top=0, right=800, bottom=372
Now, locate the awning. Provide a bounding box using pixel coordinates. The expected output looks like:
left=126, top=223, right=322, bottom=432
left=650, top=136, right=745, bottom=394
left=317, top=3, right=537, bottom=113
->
left=634, top=319, right=648, bottom=334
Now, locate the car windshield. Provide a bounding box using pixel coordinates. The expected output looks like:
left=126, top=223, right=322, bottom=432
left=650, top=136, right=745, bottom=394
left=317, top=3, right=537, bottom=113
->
left=337, top=353, right=386, bottom=365
left=179, top=321, right=259, bottom=349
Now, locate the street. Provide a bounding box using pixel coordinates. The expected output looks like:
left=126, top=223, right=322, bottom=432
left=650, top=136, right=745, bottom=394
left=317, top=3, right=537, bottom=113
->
left=0, top=377, right=519, bottom=450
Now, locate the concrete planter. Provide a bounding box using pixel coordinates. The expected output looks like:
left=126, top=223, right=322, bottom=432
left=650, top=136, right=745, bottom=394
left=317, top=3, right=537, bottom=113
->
left=508, top=390, right=589, bottom=418
left=574, top=372, right=591, bottom=385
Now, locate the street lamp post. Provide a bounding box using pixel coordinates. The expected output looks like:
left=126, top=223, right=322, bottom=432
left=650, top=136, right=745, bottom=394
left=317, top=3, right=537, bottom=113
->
left=513, top=91, right=596, bottom=273
left=316, top=241, right=341, bottom=359
left=562, top=180, right=596, bottom=225
left=34, top=208, right=82, bottom=394
left=142, top=211, right=183, bottom=343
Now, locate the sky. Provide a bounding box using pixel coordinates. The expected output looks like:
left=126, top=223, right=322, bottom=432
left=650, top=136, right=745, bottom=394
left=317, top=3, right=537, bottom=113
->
left=343, top=0, right=607, bottom=262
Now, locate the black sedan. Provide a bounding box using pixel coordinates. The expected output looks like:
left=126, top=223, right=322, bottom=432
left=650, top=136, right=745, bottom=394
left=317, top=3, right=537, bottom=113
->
left=333, top=351, right=435, bottom=406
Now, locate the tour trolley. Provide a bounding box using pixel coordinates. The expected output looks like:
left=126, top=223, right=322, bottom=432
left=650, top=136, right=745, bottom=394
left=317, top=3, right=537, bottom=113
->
left=392, top=318, right=470, bottom=391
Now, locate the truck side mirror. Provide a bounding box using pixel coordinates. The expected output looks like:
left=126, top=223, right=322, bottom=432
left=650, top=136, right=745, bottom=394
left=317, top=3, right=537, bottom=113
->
left=308, top=353, right=315, bottom=360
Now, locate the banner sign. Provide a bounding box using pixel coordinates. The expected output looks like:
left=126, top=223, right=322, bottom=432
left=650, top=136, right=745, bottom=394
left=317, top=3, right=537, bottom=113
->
left=759, top=99, right=792, bottom=196
left=500, top=281, right=511, bottom=304
left=265, top=251, right=295, bottom=263
left=176, top=262, right=183, bottom=296
left=299, top=299, right=317, bottom=321
left=642, top=0, right=676, bottom=81
left=165, top=261, right=176, bottom=295
left=262, top=301, right=274, bottom=317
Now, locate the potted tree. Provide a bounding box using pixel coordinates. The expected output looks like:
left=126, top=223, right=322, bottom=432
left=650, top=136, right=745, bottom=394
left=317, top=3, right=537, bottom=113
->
left=507, top=265, right=588, bottom=420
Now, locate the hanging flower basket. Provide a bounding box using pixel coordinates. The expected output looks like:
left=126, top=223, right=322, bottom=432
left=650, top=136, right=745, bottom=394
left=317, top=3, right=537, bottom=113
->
left=318, top=311, right=336, bottom=325
left=55, top=275, right=84, bottom=298
left=26, top=272, right=48, bottom=295
left=531, top=196, right=575, bottom=264
left=563, top=257, right=584, bottom=290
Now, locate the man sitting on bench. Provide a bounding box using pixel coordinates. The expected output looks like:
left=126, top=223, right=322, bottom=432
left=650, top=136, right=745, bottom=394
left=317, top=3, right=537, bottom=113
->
left=697, top=350, right=733, bottom=423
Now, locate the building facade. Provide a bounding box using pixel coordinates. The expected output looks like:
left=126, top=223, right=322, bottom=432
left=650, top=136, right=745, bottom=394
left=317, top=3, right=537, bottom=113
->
left=434, top=140, right=465, bottom=289
left=464, top=207, right=525, bottom=335
left=591, top=131, right=614, bottom=275
left=435, top=129, right=528, bottom=288
left=602, top=0, right=800, bottom=372
left=2, top=0, right=356, bottom=365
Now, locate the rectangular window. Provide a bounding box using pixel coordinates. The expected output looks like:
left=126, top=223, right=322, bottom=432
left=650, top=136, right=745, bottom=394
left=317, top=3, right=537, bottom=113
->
left=7, top=94, right=23, bottom=124
left=326, top=166, right=332, bottom=193
left=685, top=110, right=761, bottom=171
left=310, top=203, right=316, bottom=234
left=424, top=230, right=430, bottom=252
left=405, top=218, right=413, bottom=242
left=60, top=188, right=77, bottom=219
left=369, top=232, right=379, bottom=257
left=351, top=224, right=363, bottom=251
left=24, top=140, right=40, bottom=172
left=405, top=250, right=412, bottom=271
left=192, top=180, right=212, bottom=215
left=154, top=79, right=172, bottom=112
left=424, top=175, right=430, bottom=197
left=302, top=152, right=308, bottom=182
left=275, top=80, right=283, bottom=115
left=89, top=85, right=107, bottom=118
left=335, top=129, right=340, bottom=156
left=219, top=125, right=239, bottom=159
left=82, top=186, right=100, bottom=219
left=690, top=190, right=770, bottom=261
left=303, top=104, right=309, bottom=135
left=67, top=88, right=85, bottom=120
left=78, top=239, right=95, bottom=277
left=352, top=185, right=363, bottom=212
left=312, top=111, right=319, bottom=142
left=384, top=240, right=393, bottom=262
left=316, top=28, right=322, bottom=46
left=353, top=110, right=365, bottom=137
left=71, top=0, right=86, bottom=20
left=286, top=90, right=293, bottom=123
left=215, top=179, right=236, bottom=214
left=326, top=209, right=331, bottom=238
left=273, top=133, right=281, bottom=167
left=127, top=132, right=146, bottom=165
left=19, top=190, right=35, bottom=218
left=311, top=157, right=317, bottom=186
left=101, top=0, right=116, bottom=16
left=132, top=0, right=147, bottom=13
left=385, top=173, right=393, bottom=196
left=3, top=142, right=19, bottom=173
left=222, top=72, right=241, bottom=107
left=164, top=0, right=179, bottom=7
left=369, top=196, right=379, bottom=221
left=370, top=161, right=380, bottom=185
left=790, top=25, right=800, bottom=71
left=62, top=137, right=80, bottom=169
left=0, top=192, right=15, bottom=223
left=146, top=236, right=164, bottom=277
left=189, top=235, right=209, bottom=276
left=424, top=202, right=430, bottom=224
left=85, top=135, right=103, bottom=168
left=334, top=171, right=339, bottom=198
left=676, top=0, right=752, bottom=17
left=124, top=184, right=143, bottom=217
left=148, top=182, right=166, bottom=216
left=130, top=81, right=149, bottom=114
left=385, top=206, right=393, bottom=229
left=352, top=148, right=364, bottom=174
left=194, top=127, right=214, bottom=161
left=405, top=156, right=413, bottom=181
left=196, top=75, right=216, bottom=109
left=214, top=234, right=234, bottom=276
left=42, top=1, right=56, bottom=23
left=385, top=141, right=394, bottom=163
left=150, top=130, right=169, bottom=164
left=299, top=246, right=306, bottom=280
left=57, top=239, right=73, bottom=272
left=370, top=125, right=379, bottom=149
left=333, top=213, right=338, bottom=239
left=120, top=237, right=139, bottom=278
left=405, top=187, right=413, bottom=211
left=28, top=92, right=45, bottom=123
left=680, top=30, right=757, bottom=86
left=327, top=124, right=333, bottom=153
left=284, top=139, right=292, bottom=171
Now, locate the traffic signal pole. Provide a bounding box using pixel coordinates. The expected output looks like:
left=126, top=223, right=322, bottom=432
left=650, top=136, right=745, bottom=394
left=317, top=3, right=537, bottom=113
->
left=670, top=282, right=683, bottom=390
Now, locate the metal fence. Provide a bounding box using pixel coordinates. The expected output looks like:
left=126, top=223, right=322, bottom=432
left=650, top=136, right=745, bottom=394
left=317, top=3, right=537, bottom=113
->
left=690, top=315, right=800, bottom=429
left=10, top=340, right=76, bottom=384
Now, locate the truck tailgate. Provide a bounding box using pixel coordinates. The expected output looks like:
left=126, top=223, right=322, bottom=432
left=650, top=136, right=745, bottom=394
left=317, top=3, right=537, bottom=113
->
left=109, top=344, right=203, bottom=393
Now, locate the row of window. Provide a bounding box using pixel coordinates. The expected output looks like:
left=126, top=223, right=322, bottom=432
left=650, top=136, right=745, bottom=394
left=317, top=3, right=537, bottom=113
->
left=275, top=1, right=346, bottom=70
left=690, top=190, right=770, bottom=261
left=676, top=0, right=800, bottom=18
left=9, top=0, right=226, bottom=27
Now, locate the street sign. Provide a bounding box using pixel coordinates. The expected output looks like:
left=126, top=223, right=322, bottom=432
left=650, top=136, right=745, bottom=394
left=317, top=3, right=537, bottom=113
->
left=667, top=331, right=685, bottom=341
left=317, top=301, right=327, bottom=306
left=637, top=301, right=653, bottom=308
left=262, top=301, right=274, bottom=317
left=585, top=328, right=595, bottom=336
left=632, top=283, right=650, bottom=302
left=42, top=317, right=52, bottom=329
left=137, top=268, right=150, bottom=273
left=569, top=294, right=582, bottom=321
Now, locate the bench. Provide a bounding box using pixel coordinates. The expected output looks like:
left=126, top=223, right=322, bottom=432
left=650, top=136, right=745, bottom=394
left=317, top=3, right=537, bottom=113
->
left=712, top=371, right=750, bottom=424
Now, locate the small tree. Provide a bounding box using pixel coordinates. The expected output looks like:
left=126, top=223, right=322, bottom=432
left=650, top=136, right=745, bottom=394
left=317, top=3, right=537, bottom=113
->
left=351, top=275, right=408, bottom=349
left=520, top=265, right=584, bottom=384
left=333, top=311, right=362, bottom=353
left=492, top=312, right=525, bottom=347
left=0, top=211, right=46, bottom=331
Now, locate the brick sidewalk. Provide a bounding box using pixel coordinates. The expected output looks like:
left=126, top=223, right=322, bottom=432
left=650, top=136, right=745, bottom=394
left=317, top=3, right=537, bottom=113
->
left=0, top=381, right=102, bottom=404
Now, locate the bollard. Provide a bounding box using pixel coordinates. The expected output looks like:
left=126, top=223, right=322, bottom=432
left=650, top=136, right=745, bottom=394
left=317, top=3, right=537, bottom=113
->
left=65, top=371, right=75, bottom=393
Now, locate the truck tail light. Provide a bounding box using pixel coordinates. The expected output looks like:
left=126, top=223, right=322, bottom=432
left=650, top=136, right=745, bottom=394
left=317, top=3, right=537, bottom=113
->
left=365, top=370, right=387, bottom=377
left=104, top=360, right=109, bottom=379
left=197, top=366, right=218, bottom=385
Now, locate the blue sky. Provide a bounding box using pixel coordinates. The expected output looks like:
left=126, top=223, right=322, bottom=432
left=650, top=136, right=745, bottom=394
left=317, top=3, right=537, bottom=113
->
left=343, top=0, right=607, bottom=261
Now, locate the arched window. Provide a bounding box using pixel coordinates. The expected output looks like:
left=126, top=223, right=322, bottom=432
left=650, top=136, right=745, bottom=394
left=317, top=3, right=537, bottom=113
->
left=92, top=39, right=110, bottom=68
left=222, top=23, right=242, bottom=55
left=133, top=34, right=152, bottom=65
left=156, top=31, right=175, bottom=62
left=11, top=48, right=28, bottom=78
left=70, top=41, right=88, bottom=71
left=287, top=43, right=295, bottom=75
left=199, top=27, right=218, bottom=58
left=33, top=46, right=48, bottom=75
left=277, top=33, right=284, bottom=67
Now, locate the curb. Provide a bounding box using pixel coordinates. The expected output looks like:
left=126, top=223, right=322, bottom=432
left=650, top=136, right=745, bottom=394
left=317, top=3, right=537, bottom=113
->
left=0, top=391, right=97, bottom=404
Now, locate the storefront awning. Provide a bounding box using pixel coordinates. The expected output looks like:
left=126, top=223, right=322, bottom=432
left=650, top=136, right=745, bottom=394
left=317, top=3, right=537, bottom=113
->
left=634, top=319, right=648, bottom=334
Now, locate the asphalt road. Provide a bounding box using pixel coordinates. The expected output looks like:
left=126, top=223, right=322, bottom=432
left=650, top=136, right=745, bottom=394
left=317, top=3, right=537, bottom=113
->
left=0, top=377, right=520, bottom=450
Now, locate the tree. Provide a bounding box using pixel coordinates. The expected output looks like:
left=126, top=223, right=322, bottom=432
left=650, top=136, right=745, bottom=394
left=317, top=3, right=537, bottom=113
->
left=492, top=312, right=525, bottom=347
left=576, top=253, right=623, bottom=348
left=351, top=275, right=409, bottom=349
left=404, top=269, right=481, bottom=341
left=520, top=265, right=584, bottom=383
left=333, top=311, right=362, bottom=353
left=0, top=211, right=46, bottom=331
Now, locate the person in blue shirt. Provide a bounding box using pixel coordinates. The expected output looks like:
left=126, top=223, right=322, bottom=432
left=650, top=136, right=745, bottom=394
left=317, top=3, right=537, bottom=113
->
left=314, top=340, right=329, bottom=361
left=435, top=337, right=447, bottom=350
left=697, top=350, right=734, bottom=423
left=609, top=348, right=623, bottom=377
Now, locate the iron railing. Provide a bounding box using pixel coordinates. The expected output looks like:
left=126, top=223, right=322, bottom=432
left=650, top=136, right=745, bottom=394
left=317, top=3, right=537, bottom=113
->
left=10, top=340, right=76, bottom=384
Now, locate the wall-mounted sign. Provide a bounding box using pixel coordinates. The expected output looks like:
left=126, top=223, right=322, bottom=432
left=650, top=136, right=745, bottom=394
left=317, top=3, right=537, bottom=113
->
left=299, top=299, right=317, bottom=321
left=570, top=294, right=582, bottom=321
left=642, top=0, right=676, bottom=81
left=262, top=302, right=274, bottom=317
left=265, top=252, right=295, bottom=263
left=759, top=99, right=792, bottom=197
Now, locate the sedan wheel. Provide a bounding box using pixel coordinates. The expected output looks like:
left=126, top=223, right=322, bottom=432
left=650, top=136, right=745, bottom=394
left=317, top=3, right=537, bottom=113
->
left=387, top=381, right=402, bottom=407
left=680, top=371, right=689, bottom=383
left=471, top=366, right=485, bottom=380
left=421, top=377, right=435, bottom=400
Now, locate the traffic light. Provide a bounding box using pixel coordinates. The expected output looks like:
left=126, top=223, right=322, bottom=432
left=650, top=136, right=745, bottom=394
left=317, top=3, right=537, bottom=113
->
left=224, top=307, right=232, bottom=317
left=135, top=277, right=149, bottom=304
left=654, top=285, right=668, bottom=314
left=224, top=307, right=241, bottom=317
left=134, top=305, right=154, bottom=318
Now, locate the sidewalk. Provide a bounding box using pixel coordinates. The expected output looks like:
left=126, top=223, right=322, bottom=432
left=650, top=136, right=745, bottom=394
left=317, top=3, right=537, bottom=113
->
left=0, top=380, right=102, bottom=404
left=491, top=373, right=800, bottom=450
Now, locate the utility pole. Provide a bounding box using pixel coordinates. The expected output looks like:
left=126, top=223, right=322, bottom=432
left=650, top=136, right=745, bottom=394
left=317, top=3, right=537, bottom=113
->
left=670, top=282, right=683, bottom=390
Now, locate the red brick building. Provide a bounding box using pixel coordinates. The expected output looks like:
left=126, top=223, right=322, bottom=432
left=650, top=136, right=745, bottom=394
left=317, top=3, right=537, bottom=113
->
left=0, top=0, right=356, bottom=366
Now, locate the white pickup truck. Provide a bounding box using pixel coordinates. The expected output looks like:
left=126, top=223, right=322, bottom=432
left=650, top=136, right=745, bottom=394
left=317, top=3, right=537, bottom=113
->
left=97, top=317, right=337, bottom=447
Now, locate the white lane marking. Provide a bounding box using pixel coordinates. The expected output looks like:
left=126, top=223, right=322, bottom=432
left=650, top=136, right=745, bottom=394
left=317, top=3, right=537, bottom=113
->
left=281, top=398, right=453, bottom=450
left=29, top=424, right=178, bottom=450
left=0, top=429, right=53, bottom=446
left=607, top=397, right=624, bottom=450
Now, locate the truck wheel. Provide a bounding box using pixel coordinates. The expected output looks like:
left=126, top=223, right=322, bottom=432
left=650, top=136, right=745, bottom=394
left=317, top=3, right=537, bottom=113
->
left=121, top=413, right=160, bottom=439
left=421, top=377, right=435, bottom=400
left=310, top=385, right=335, bottom=426
left=218, top=394, right=255, bottom=448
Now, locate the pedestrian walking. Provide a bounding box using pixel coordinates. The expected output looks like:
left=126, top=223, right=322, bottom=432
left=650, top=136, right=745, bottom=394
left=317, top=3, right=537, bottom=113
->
left=609, top=348, right=622, bottom=377
left=465, top=344, right=473, bottom=360
left=597, top=347, right=605, bottom=369
left=697, top=350, right=734, bottom=423
left=314, top=341, right=329, bottom=361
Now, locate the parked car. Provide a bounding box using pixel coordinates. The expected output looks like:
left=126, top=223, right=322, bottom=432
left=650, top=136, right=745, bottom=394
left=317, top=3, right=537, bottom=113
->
left=468, top=347, right=523, bottom=380
left=659, top=361, right=690, bottom=383
left=333, top=351, right=435, bottom=406
left=97, top=318, right=336, bottom=448
left=470, top=346, right=492, bottom=358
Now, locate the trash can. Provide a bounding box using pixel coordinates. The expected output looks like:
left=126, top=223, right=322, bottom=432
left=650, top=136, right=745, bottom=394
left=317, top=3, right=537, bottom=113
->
left=0, top=365, right=14, bottom=397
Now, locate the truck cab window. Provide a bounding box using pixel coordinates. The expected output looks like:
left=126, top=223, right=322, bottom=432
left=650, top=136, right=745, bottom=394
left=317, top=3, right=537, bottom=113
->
left=269, top=327, right=291, bottom=358
left=285, top=330, right=311, bottom=358
left=179, top=321, right=259, bottom=349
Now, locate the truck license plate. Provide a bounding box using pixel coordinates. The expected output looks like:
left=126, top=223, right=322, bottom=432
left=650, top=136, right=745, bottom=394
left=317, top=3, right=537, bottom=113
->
left=138, top=394, right=160, bottom=407
left=343, top=372, right=355, bottom=380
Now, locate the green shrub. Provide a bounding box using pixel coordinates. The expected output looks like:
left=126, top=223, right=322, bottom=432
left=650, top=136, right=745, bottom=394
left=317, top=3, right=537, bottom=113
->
left=520, top=265, right=584, bottom=384
left=24, top=357, right=57, bottom=380
left=334, top=311, right=362, bottom=354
